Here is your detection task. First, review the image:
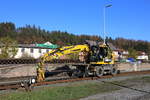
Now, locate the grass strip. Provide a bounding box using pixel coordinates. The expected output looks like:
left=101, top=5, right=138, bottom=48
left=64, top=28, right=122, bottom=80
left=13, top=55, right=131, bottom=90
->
left=0, top=82, right=120, bottom=100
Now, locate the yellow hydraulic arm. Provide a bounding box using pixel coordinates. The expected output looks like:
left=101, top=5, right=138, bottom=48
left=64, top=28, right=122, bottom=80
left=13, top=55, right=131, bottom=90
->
left=37, top=44, right=90, bottom=82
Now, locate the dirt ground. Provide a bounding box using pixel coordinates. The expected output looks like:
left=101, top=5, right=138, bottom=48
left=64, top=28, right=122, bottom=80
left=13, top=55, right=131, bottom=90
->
left=0, top=64, right=37, bottom=78
left=0, top=64, right=65, bottom=79
left=0, top=63, right=150, bottom=79
left=118, top=63, right=150, bottom=72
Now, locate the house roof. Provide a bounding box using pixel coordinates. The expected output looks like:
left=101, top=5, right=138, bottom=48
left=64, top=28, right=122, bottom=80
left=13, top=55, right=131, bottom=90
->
left=0, top=44, right=57, bottom=49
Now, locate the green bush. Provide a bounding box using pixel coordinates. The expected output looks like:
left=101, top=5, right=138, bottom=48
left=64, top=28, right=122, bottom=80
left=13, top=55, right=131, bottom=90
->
left=0, top=37, right=18, bottom=59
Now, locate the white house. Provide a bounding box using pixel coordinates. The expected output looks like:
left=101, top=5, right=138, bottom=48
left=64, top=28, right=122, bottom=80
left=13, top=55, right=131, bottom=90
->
left=14, top=45, right=51, bottom=59
left=137, top=52, right=148, bottom=61
left=0, top=42, right=58, bottom=59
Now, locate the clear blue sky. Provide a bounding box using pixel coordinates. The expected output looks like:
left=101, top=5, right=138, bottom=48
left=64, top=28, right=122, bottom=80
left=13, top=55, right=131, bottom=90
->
left=0, top=0, right=150, bottom=41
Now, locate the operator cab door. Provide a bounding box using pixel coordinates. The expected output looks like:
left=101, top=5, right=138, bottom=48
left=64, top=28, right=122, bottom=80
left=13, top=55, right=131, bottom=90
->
left=90, top=46, right=109, bottom=62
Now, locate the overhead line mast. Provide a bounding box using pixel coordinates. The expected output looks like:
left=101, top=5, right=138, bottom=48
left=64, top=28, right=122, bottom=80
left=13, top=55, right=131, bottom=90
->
left=103, top=4, right=112, bottom=44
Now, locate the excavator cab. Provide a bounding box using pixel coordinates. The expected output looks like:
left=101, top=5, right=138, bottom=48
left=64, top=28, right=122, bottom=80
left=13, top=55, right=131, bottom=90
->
left=85, top=40, right=113, bottom=63
left=90, top=45, right=112, bottom=62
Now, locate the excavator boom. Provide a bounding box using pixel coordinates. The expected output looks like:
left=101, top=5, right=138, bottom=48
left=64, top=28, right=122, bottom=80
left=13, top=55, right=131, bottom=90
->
left=37, top=44, right=89, bottom=82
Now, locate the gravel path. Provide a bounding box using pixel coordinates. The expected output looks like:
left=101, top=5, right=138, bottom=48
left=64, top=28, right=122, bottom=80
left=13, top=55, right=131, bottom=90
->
left=80, top=87, right=150, bottom=100
left=80, top=76, right=150, bottom=100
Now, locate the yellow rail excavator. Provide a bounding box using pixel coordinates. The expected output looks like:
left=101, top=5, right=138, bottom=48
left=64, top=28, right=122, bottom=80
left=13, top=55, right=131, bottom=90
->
left=36, top=40, right=118, bottom=82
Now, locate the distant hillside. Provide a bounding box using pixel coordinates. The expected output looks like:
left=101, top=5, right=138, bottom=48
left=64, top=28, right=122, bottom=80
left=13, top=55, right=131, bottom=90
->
left=0, top=22, right=150, bottom=55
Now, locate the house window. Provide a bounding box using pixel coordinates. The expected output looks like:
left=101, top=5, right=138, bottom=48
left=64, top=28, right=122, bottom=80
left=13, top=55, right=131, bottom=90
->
left=39, top=49, right=41, bottom=53
left=30, top=48, right=34, bottom=53
left=21, top=48, right=25, bottom=53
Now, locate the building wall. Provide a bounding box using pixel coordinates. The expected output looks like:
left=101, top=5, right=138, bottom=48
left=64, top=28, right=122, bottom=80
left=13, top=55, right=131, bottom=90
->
left=137, top=55, right=149, bottom=60
left=113, top=51, right=119, bottom=60
left=15, top=47, right=52, bottom=59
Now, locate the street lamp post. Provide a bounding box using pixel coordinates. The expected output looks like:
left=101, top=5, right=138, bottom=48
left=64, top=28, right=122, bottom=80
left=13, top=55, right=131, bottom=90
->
left=103, top=4, right=112, bottom=44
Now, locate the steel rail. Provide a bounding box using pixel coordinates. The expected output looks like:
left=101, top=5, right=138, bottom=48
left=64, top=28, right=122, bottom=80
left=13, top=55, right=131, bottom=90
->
left=0, top=70, right=150, bottom=91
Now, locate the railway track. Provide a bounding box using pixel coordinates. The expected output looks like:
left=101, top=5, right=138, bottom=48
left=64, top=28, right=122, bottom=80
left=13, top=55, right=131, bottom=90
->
left=0, top=70, right=150, bottom=91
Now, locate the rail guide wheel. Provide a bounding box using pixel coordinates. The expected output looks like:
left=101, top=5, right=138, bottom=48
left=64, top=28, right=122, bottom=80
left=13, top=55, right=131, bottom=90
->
left=95, top=66, right=104, bottom=77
